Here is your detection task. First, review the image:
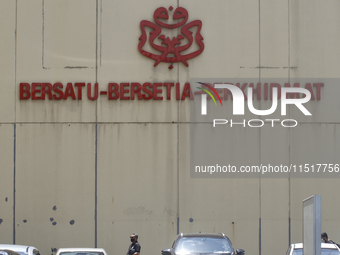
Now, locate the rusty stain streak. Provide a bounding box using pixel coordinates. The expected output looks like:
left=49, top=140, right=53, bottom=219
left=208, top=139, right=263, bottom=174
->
left=123, top=206, right=153, bottom=215
left=64, top=66, right=89, bottom=69
left=164, top=208, right=176, bottom=216
left=172, top=222, right=174, bottom=237
left=232, top=222, right=235, bottom=241
left=254, top=66, right=280, bottom=69
left=240, top=66, right=297, bottom=69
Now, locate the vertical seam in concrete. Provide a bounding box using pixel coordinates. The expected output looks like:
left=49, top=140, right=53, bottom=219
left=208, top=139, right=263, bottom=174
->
left=176, top=55, right=180, bottom=236
left=288, top=0, right=291, bottom=247
left=95, top=123, right=98, bottom=247
left=176, top=0, right=180, bottom=236
left=13, top=124, right=16, bottom=244
left=99, top=0, right=102, bottom=67
left=289, top=217, right=291, bottom=246
left=258, top=1, right=261, bottom=255
left=259, top=218, right=261, bottom=255
left=13, top=0, right=18, bottom=245
left=288, top=0, right=291, bottom=81
left=258, top=0, right=261, bottom=80
left=95, top=0, right=99, bottom=248
left=96, top=0, right=98, bottom=89
left=42, top=0, right=44, bottom=68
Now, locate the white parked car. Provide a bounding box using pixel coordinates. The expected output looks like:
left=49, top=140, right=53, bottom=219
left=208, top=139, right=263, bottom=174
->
left=286, top=243, right=340, bottom=255
left=56, top=248, right=107, bottom=255
left=0, top=244, right=41, bottom=255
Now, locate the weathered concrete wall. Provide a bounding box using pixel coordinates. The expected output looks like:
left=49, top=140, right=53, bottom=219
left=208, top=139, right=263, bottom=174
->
left=1, top=2, right=340, bottom=255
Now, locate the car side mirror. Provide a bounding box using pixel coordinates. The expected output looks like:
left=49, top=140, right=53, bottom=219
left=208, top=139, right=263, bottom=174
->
left=236, top=249, right=245, bottom=255
left=162, top=249, right=171, bottom=255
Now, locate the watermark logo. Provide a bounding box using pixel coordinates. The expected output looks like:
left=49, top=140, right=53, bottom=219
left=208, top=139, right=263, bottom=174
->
left=199, top=83, right=312, bottom=116
left=197, top=82, right=223, bottom=115
left=190, top=78, right=331, bottom=179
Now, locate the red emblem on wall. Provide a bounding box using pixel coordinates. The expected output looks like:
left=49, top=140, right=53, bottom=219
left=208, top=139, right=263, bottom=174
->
left=138, top=6, right=204, bottom=69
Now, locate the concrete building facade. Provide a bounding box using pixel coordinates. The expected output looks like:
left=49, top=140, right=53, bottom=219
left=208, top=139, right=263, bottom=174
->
left=1, top=1, right=340, bottom=255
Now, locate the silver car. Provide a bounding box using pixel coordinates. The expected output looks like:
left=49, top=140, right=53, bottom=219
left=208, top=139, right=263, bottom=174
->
left=0, top=244, right=41, bottom=255
left=162, top=233, right=245, bottom=255
left=56, top=248, right=107, bottom=255
left=285, top=243, right=340, bottom=255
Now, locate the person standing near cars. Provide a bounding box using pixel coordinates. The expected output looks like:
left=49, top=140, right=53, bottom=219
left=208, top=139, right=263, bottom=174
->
left=127, top=233, right=141, bottom=255
left=322, top=232, right=333, bottom=243
left=321, top=232, right=340, bottom=248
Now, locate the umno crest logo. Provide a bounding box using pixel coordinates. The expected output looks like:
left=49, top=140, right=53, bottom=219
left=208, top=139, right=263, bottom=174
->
left=138, top=6, right=204, bottom=69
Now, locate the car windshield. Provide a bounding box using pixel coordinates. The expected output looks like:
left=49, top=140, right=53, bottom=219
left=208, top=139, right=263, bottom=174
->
left=0, top=251, right=27, bottom=255
left=293, top=248, right=340, bottom=255
left=60, top=252, right=104, bottom=255
left=175, top=237, right=233, bottom=254
left=2, top=251, right=26, bottom=255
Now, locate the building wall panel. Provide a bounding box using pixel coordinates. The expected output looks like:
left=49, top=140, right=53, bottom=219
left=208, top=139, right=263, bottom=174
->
left=260, top=0, right=289, bottom=76
left=15, top=123, right=96, bottom=249
left=0, top=1, right=15, bottom=122
left=43, top=0, right=97, bottom=69
left=97, top=123, right=178, bottom=255
left=289, top=0, right=340, bottom=78
left=16, top=1, right=97, bottom=123
left=179, top=123, right=260, bottom=254
left=261, top=220, right=289, bottom=255
left=178, top=0, right=260, bottom=79
left=0, top=124, right=15, bottom=243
